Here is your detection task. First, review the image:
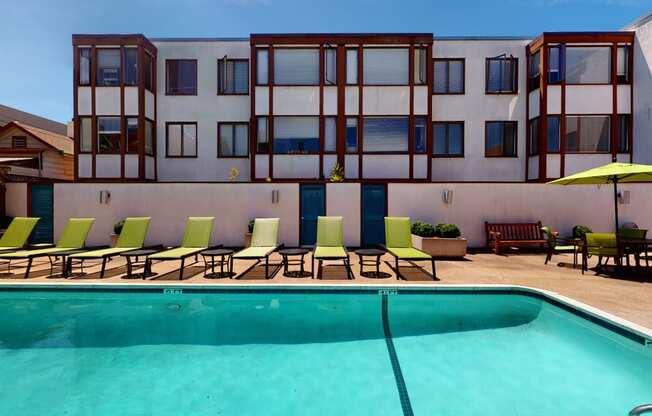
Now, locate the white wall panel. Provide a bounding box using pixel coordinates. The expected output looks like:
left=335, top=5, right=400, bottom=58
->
left=564, top=154, right=612, bottom=175
left=255, top=87, right=270, bottom=115
left=77, top=87, right=92, bottom=116
left=95, top=155, right=121, bottom=178
left=363, top=87, right=410, bottom=115
left=344, top=154, right=359, bottom=179
left=124, top=87, right=139, bottom=116
left=326, top=183, right=361, bottom=246
left=546, top=154, right=561, bottom=179
left=617, top=85, right=631, bottom=114
left=145, top=90, right=155, bottom=120
left=413, top=86, right=428, bottom=115
left=529, top=90, right=540, bottom=119
left=527, top=156, right=539, bottom=181
left=565, top=85, right=612, bottom=114
left=323, top=86, right=337, bottom=115
left=323, top=155, right=337, bottom=179
left=95, top=87, right=121, bottom=115
left=125, top=154, right=139, bottom=178
left=413, top=155, right=428, bottom=179
left=345, top=87, right=359, bottom=115
left=547, top=86, right=562, bottom=115
left=273, top=87, right=319, bottom=115
left=363, top=155, right=409, bottom=178
left=273, top=155, right=319, bottom=178
left=78, top=154, right=92, bottom=178
left=255, top=155, right=269, bottom=179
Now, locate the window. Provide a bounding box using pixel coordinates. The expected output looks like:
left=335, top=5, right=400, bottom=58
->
left=274, top=49, right=319, bottom=85
left=346, top=49, right=358, bottom=85
left=548, top=45, right=563, bottom=84
left=11, top=136, right=27, bottom=148
left=97, top=117, right=121, bottom=153
left=528, top=51, right=540, bottom=91
left=166, top=122, right=197, bottom=157
left=257, top=117, right=268, bottom=154
left=618, top=115, right=630, bottom=153
left=363, top=117, right=409, bottom=153
left=218, top=123, right=249, bottom=157
left=145, top=119, right=154, bottom=156
left=547, top=116, right=560, bottom=153
left=346, top=117, right=358, bottom=153
left=325, top=48, right=337, bottom=85
left=414, top=116, right=427, bottom=153
left=528, top=118, right=539, bottom=156
left=414, top=47, right=427, bottom=85
left=79, top=117, right=92, bottom=153
left=124, top=48, right=138, bottom=86
left=166, top=60, right=197, bottom=95
left=324, top=117, right=337, bottom=153
left=363, top=48, right=409, bottom=85
left=485, top=121, right=517, bottom=157
left=256, top=49, right=269, bottom=85
left=617, top=46, right=631, bottom=84
left=97, top=49, right=121, bottom=87
left=218, top=59, right=249, bottom=94
left=126, top=117, right=139, bottom=153
left=273, top=116, right=319, bottom=154
left=486, top=57, right=518, bottom=93
left=79, top=48, right=91, bottom=86
left=433, top=122, right=463, bottom=157
left=565, top=47, right=610, bottom=84
left=144, top=53, right=153, bottom=91
left=565, top=116, right=610, bottom=153
left=433, top=59, right=464, bottom=94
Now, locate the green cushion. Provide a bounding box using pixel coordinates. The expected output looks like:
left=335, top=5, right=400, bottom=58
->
left=180, top=217, right=214, bottom=248
left=72, top=247, right=139, bottom=259
left=314, top=246, right=347, bottom=259
left=56, top=218, right=95, bottom=249
left=385, top=217, right=412, bottom=248
left=251, top=218, right=279, bottom=247
left=553, top=245, right=576, bottom=251
left=316, top=217, right=343, bottom=247
left=149, top=247, right=205, bottom=260
left=0, top=217, right=39, bottom=249
left=116, top=217, right=151, bottom=248
left=585, top=233, right=617, bottom=249
left=387, top=247, right=431, bottom=260
left=233, top=246, right=277, bottom=259
left=0, top=246, right=21, bottom=252
left=619, top=227, right=647, bottom=239
left=1, top=247, right=73, bottom=259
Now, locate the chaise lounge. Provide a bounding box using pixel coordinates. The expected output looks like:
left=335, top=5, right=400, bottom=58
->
left=312, top=216, right=353, bottom=280
left=233, top=218, right=281, bottom=279
left=383, top=217, right=436, bottom=280
left=0, top=217, right=41, bottom=253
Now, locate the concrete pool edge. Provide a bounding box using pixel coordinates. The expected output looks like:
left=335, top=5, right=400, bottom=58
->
left=0, top=281, right=650, bottom=343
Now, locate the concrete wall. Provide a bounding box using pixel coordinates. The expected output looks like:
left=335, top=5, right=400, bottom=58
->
left=5, top=183, right=27, bottom=217
left=632, top=15, right=652, bottom=164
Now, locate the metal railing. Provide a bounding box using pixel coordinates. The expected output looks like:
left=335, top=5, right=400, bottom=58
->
left=630, top=404, right=652, bottom=415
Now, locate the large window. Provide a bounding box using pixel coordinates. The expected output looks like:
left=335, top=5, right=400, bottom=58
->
left=166, top=60, right=197, bottom=95
left=256, top=49, right=269, bottom=85
left=257, top=117, right=268, bottom=154
left=528, top=118, right=539, bottom=156
left=346, top=117, right=358, bottom=153
left=565, top=116, right=610, bottom=153
left=97, top=49, right=121, bottom=87
left=97, top=117, right=121, bottom=153
left=363, top=48, right=409, bottom=85
left=144, top=53, right=153, bottom=91
left=324, top=117, right=337, bottom=153
left=414, top=47, right=427, bottom=85
left=363, top=117, right=409, bottom=153
left=79, top=117, right=92, bottom=153
left=433, top=122, right=464, bottom=157
left=617, top=45, right=631, bottom=84
left=547, top=115, right=561, bottom=153
left=485, top=121, right=517, bottom=157
left=145, top=119, right=154, bottom=156
left=124, top=48, right=138, bottom=86
left=79, top=48, right=91, bottom=86
left=548, top=45, right=563, bottom=84
left=486, top=57, right=518, bottom=93
left=325, top=48, right=337, bottom=85
left=218, top=59, right=249, bottom=94
left=618, top=114, right=630, bottom=153
left=414, top=116, right=427, bottom=153
left=433, top=59, right=464, bottom=94
left=166, top=122, right=197, bottom=157
left=126, top=117, right=139, bottom=153
left=565, top=47, right=611, bottom=84
left=346, top=49, right=358, bottom=85
left=528, top=51, right=540, bottom=91
left=273, top=116, right=319, bottom=154
left=218, top=122, right=249, bottom=157
left=274, top=49, right=319, bottom=85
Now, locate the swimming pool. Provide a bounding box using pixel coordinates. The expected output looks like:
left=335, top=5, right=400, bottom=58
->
left=0, top=286, right=650, bottom=415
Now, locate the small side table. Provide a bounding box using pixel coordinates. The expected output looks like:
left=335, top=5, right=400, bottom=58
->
left=120, top=248, right=161, bottom=279
left=279, top=248, right=311, bottom=278
left=201, top=248, right=235, bottom=279
left=355, top=248, right=388, bottom=278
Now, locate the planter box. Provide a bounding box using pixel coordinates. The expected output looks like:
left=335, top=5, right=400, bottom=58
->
left=244, top=232, right=252, bottom=248
left=411, top=234, right=467, bottom=258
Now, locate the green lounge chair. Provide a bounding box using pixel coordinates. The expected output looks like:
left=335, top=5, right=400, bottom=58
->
left=383, top=217, right=436, bottom=280
left=233, top=218, right=281, bottom=279
left=147, top=217, right=216, bottom=280
left=67, top=217, right=152, bottom=279
left=0, top=218, right=95, bottom=279
left=0, top=217, right=40, bottom=252
left=582, top=232, right=621, bottom=274
left=312, top=216, right=353, bottom=280
left=618, top=227, right=648, bottom=267
left=542, top=226, right=578, bottom=267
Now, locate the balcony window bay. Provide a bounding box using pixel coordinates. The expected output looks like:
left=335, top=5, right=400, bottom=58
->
left=166, top=60, right=197, bottom=95
left=273, top=117, right=319, bottom=154
left=363, top=48, right=409, bottom=85
left=97, top=49, right=121, bottom=87
left=274, top=49, right=319, bottom=85
left=565, top=115, right=610, bottom=153
left=565, top=47, right=610, bottom=84
left=363, top=117, right=409, bottom=153
left=124, top=48, right=138, bottom=86
left=97, top=117, right=121, bottom=153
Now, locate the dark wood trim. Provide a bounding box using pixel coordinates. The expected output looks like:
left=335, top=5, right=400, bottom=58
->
left=91, top=46, right=97, bottom=179
left=73, top=45, right=80, bottom=181
left=538, top=46, right=548, bottom=181
left=217, top=122, right=250, bottom=158
left=119, top=46, right=126, bottom=179
left=251, top=33, right=433, bottom=46
left=165, top=59, right=198, bottom=96
left=432, top=121, right=465, bottom=158
left=527, top=32, right=635, bottom=53
left=408, top=44, right=414, bottom=180
left=426, top=41, right=433, bottom=182
left=357, top=45, right=363, bottom=179
left=560, top=55, right=567, bottom=177
left=336, top=45, right=346, bottom=168
left=268, top=46, right=274, bottom=179
left=152, top=50, right=158, bottom=181
left=72, top=34, right=157, bottom=55
left=250, top=46, right=257, bottom=180
left=525, top=48, right=530, bottom=180
left=319, top=45, right=325, bottom=179
left=432, top=58, right=465, bottom=95
left=217, top=58, right=250, bottom=95
left=165, top=122, right=198, bottom=158
left=629, top=38, right=634, bottom=163
left=484, top=120, right=518, bottom=158
left=138, top=47, right=146, bottom=179
left=610, top=42, right=618, bottom=162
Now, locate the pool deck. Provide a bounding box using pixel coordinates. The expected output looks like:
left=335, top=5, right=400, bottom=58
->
left=2, top=250, right=652, bottom=331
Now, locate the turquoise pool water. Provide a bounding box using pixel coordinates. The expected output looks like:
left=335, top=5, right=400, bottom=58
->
left=0, top=288, right=650, bottom=415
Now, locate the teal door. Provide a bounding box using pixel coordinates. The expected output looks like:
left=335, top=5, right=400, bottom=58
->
left=361, top=184, right=386, bottom=247
left=30, top=184, right=54, bottom=244
left=300, top=184, right=325, bottom=246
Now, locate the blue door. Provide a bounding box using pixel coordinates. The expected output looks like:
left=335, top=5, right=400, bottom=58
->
left=361, top=184, right=386, bottom=247
left=300, top=184, right=325, bottom=246
left=30, top=184, right=54, bottom=244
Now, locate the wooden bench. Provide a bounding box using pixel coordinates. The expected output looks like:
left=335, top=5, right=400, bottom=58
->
left=485, top=221, right=547, bottom=254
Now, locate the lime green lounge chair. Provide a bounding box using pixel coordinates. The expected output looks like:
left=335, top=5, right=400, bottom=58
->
left=383, top=217, right=436, bottom=280
left=147, top=217, right=216, bottom=280
left=542, top=226, right=578, bottom=267
left=312, top=216, right=353, bottom=280
left=619, top=227, right=648, bottom=267
left=582, top=232, right=621, bottom=274
left=233, top=218, right=281, bottom=279
left=0, top=217, right=40, bottom=252
left=0, top=218, right=95, bottom=279
left=67, top=217, right=152, bottom=279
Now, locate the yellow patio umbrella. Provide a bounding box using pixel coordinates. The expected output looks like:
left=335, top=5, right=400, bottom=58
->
left=547, top=162, right=652, bottom=231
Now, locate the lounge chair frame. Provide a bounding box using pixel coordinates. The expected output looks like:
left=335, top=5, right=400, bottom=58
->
left=148, top=245, right=222, bottom=280
left=381, top=245, right=437, bottom=281
left=312, top=251, right=354, bottom=280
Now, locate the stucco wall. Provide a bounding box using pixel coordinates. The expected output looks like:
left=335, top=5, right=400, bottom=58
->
left=633, top=17, right=652, bottom=164
left=5, top=183, right=27, bottom=217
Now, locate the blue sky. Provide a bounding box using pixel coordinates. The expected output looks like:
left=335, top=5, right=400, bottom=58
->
left=1, top=0, right=650, bottom=124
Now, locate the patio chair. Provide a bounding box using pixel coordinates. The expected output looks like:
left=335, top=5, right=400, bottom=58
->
left=66, top=217, right=152, bottom=278
left=383, top=217, right=436, bottom=280
left=0, top=217, right=41, bottom=252
left=0, top=218, right=95, bottom=279
left=312, top=216, right=353, bottom=280
left=582, top=232, right=620, bottom=274
left=618, top=227, right=648, bottom=267
left=541, top=226, right=577, bottom=267
left=147, top=217, right=216, bottom=280
left=233, top=218, right=281, bottom=280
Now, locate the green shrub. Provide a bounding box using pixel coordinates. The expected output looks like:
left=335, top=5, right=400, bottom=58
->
left=329, top=162, right=344, bottom=182
left=113, top=219, right=125, bottom=235
left=411, top=221, right=436, bottom=237
left=572, top=225, right=592, bottom=239
left=434, top=223, right=461, bottom=238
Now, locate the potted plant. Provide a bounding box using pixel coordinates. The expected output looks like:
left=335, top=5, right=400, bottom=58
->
left=244, top=219, right=255, bottom=247
left=411, top=221, right=467, bottom=258
left=329, top=162, right=344, bottom=182
left=110, top=219, right=125, bottom=247
left=572, top=225, right=592, bottom=240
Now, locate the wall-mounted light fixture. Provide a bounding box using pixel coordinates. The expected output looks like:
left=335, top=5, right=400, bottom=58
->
left=271, top=189, right=280, bottom=204
left=618, top=190, right=630, bottom=204
left=99, top=190, right=111, bottom=204
left=442, top=189, right=453, bottom=204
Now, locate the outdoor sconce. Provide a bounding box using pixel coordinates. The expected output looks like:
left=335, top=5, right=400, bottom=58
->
left=99, top=190, right=111, bottom=204
left=271, top=189, right=280, bottom=204
left=618, top=190, right=630, bottom=204
left=442, top=189, right=453, bottom=204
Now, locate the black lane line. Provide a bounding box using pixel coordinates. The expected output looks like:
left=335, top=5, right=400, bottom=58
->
left=382, top=294, right=414, bottom=416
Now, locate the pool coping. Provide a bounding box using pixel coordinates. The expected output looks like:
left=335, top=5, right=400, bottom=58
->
left=0, top=281, right=651, bottom=344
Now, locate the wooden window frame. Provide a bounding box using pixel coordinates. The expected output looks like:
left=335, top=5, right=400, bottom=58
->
left=125, top=116, right=139, bottom=154
left=256, top=116, right=269, bottom=154
left=433, top=58, right=465, bottom=95
left=485, top=57, right=518, bottom=95
left=79, top=47, right=91, bottom=86
left=616, top=45, right=632, bottom=85
left=96, top=116, right=122, bottom=155
left=617, top=114, right=631, bottom=153
left=362, top=47, right=410, bottom=87
left=345, top=48, right=359, bottom=86
left=484, top=121, right=518, bottom=158
left=217, top=122, right=250, bottom=158
left=528, top=117, right=540, bottom=156
left=145, top=118, right=155, bottom=156
left=414, top=115, right=428, bottom=154
left=96, top=48, right=122, bottom=87
left=564, top=114, right=611, bottom=154
left=527, top=51, right=540, bottom=91
left=272, top=47, right=321, bottom=87
left=165, top=121, right=198, bottom=158
left=432, top=121, right=464, bottom=158
left=345, top=116, right=359, bottom=154
left=217, top=58, right=250, bottom=96
left=547, top=115, right=561, bottom=154
left=564, top=45, right=612, bottom=86
left=78, top=116, right=92, bottom=154
left=362, top=115, right=410, bottom=155
left=165, top=59, right=198, bottom=96
left=272, top=115, right=320, bottom=155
